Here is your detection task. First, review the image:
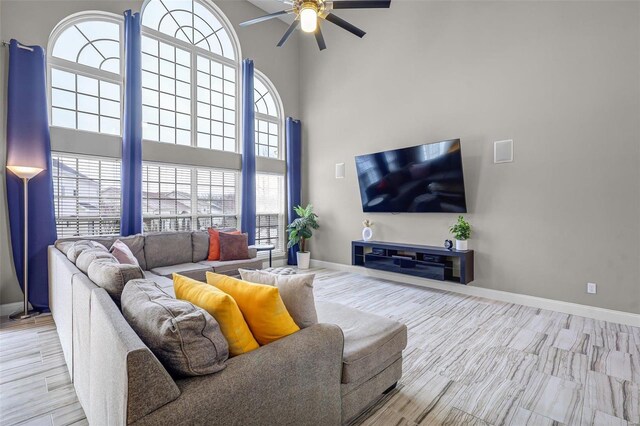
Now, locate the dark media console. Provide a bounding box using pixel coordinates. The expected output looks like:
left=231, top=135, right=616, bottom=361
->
left=352, top=240, right=474, bottom=284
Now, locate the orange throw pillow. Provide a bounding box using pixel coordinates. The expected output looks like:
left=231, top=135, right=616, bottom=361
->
left=207, top=228, right=240, bottom=261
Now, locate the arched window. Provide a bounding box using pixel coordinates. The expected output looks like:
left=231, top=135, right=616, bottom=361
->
left=254, top=71, right=283, bottom=159
left=141, top=0, right=241, bottom=151
left=48, top=13, right=123, bottom=136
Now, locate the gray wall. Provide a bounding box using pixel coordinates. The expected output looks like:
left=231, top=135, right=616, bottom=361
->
left=0, top=0, right=301, bottom=305
left=300, top=1, right=640, bottom=314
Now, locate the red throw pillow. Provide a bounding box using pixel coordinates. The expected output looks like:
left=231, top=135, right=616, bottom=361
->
left=207, top=228, right=240, bottom=261
left=219, top=232, right=250, bottom=261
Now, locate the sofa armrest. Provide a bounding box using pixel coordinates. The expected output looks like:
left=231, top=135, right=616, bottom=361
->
left=89, top=288, right=181, bottom=425
left=134, top=323, right=344, bottom=426
left=248, top=246, right=258, bottom=258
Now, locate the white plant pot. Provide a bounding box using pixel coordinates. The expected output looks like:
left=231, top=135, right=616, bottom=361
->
left=297, top=251, right=311, bottom=269
left=362, top=227, right=373, bottom=241
left=455, top=239, right=468, bottom=251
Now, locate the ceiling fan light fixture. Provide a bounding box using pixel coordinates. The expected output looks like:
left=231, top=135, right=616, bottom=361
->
left=300, top=2, right=319, bottom=33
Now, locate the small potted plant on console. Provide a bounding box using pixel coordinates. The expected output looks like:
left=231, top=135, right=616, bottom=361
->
left=287, top=204, right=319, bottom=269
left=449, top=215, right=471, bottom=251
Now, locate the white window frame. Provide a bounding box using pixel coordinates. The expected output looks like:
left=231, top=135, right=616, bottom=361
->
left=47, top=11, right=125, bottom=137
left=254, top=69, right=285, bottom=160
left=142, top=160, right=240, bottom=232
left=255, top=172, right=286, bottom=256
left=51, top=151, right=122, bottom=237
left=140, top=0, right=242, bottom=154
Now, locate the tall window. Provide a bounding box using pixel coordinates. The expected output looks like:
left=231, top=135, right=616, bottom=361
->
left=142, top=163, right=237, bottom=232
left=141, top=0, right=239, bottom=152
left=52, top=153, right=121, bottom=237
left=254, top=72, right=282, bottom=159
left=49, top=15, right=123, bottom=135
left=256, top=173, right=285, bottom=253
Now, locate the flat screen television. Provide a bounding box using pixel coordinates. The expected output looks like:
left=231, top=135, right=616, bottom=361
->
left=355, top=139, right=467, bottom=213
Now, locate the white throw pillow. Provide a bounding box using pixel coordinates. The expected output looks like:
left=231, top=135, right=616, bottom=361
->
left=238, top=269, right=318, bottom=329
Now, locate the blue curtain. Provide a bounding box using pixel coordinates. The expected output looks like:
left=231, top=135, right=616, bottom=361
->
left=240, top=59, right=256, bottom=244
left=286, top=118, right=302, bottom=265
left=120, top=10, right=143, bottom=236
left=5, top=40, right=57, bottom=311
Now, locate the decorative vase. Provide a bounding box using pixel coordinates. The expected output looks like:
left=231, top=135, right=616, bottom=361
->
left=455, top=239, right=468, bottom=251
left=297, top=251, right=311, bottom=269
left=362, top=227, right=373, bottom=241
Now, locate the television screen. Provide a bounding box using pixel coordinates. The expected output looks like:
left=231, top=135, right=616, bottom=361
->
left=355, top=139, right=467, bottom=213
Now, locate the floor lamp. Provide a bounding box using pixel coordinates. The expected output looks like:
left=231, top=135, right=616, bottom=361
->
left=7, top=165, right=44, bottom=320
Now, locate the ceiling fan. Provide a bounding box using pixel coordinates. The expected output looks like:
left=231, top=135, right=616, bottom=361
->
left=240, top=0, right=391, bottom=51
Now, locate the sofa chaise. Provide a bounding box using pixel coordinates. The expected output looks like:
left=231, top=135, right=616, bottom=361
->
left=49, top=231, right=407, bottom=425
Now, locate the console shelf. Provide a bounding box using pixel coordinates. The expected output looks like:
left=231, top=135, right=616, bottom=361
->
left=352, top=240, right=474, bottom=285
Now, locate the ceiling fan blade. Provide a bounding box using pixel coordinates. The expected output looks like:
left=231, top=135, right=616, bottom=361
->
left=240, top=10, right=292, bottom=27
left=331, top=0, right=391, bottom=9
left=315, top=25, right=327, bottom=51
left=277, top=19, right=300, bottom=47
left=324, top=13, right=366, bottom=38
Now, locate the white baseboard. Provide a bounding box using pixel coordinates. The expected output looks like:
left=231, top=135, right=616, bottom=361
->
left=0, top=302, right=24, bottom=317
left=310, top=259, right=640, bottom=327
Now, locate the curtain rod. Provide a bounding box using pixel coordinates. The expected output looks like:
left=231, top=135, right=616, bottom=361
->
left=1, top=40, right=35, bottom=52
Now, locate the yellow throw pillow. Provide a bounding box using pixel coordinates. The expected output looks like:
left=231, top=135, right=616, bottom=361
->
left=206, top=272, right=300, bottom=345
left=173, top=274, right=259, bottom=357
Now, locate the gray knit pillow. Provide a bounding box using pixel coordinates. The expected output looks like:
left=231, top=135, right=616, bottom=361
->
left=121, top=279, right=228, bottom=377
left=67, top=240, right=107, bottom=263
left=76, top=249, right=116, bottom=274
left=87, top=258, right=144, bottom=303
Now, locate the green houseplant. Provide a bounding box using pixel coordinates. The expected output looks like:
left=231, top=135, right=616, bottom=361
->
left=449, top=215, right=471, bottom=250
left=287, top=204, right=319, bottom=269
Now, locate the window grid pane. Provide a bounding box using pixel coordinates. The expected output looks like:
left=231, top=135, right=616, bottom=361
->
left=196, top=55, right=236, bottom=152
left=141, top=0, right=236, bottom=60
left=52, top=20, right=121, bottom=73
left=52, top=153, right=121, bottom=237
left=255, top=118, right=279, bottom=159
left=142, top=163, right=238, bottom=232
left=142, top=37, right=191, bottom=145
left=51, top=68, right=121, bottom=135
left=256, top=173, right=284, bottom=252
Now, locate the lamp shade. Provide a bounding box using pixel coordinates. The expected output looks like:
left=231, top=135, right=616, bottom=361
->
left=7, top=165, right=44, bottom=179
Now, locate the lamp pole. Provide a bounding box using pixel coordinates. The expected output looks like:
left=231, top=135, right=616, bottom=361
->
left=7, top=166, right=44, bottom=320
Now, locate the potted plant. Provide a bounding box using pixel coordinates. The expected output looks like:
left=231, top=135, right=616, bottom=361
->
left=287, top=204, right=319, bottom=269
left=449, top=215, right=471, bottom=250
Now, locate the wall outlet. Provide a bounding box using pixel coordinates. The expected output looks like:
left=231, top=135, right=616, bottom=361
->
left=587, top=282, right=597, bottom=294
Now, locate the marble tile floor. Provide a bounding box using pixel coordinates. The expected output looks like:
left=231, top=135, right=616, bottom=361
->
left=0, top=268, right=638, bottom=425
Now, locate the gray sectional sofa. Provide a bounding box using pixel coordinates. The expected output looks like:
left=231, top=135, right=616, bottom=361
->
left=49, top=231, right=407, bottom=425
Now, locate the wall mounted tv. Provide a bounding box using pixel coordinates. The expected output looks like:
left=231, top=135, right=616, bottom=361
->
left=355, top=139, right=467, bottom=213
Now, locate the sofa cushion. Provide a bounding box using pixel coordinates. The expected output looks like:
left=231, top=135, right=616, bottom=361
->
left=87, top=258, right=145, bottom=303
left=122, top=279, right=228, bottom=377
left=76, top=248, right=115, bottom=274
left=110, top=239, right=139, bottom=266
left=191, top=231, right=210, bottom=262
left=207, top=228, right=240, bottom=261
left=145, top=232, right=193, bottom=270
left=150, top=263, right=213, bottom=282
left=198, top=258, right=263, bottom=275
left=239, top=270, right=318, bottom=329
left=55, top=240, right=75, bottom=256
left=117, top=235, right=147, bottom=270
left=219, top=232, right=250, bottom=261
left=316, top=301, right=407, bottom=385
left=143, top=271, right=174, bottom=288
left=206, top=272, right=300, bottom=346
left=67, top=240, right=108, bottom=263
left=174, top=274, right=259, bottom=357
